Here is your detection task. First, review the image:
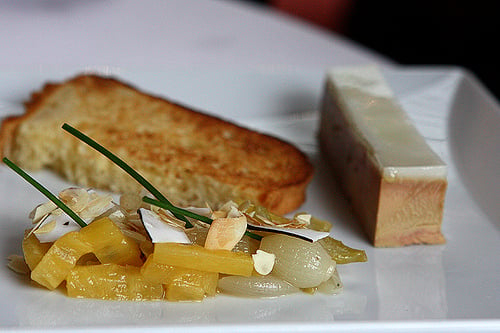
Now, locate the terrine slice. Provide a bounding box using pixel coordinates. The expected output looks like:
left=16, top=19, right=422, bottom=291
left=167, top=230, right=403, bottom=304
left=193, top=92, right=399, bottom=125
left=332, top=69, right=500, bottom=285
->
left=319, top=65, right=447, bottom=247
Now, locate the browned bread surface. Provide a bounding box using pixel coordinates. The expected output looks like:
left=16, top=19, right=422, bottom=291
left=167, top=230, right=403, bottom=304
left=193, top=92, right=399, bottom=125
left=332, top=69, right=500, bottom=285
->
left=0, top=74, right=313, bottom=214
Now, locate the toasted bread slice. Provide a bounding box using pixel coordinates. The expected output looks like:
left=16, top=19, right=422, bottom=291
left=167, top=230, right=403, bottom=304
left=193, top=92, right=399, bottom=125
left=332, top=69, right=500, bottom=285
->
left=0, top=74, right=313, bottom=214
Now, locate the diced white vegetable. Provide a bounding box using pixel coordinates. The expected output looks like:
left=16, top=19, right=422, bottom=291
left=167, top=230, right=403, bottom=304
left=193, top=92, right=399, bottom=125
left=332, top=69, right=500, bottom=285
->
left=218, top=275, right=299, bottom=298
left=259, top=234, right=336, bottom=288
left=316, top=269, right=343, bottom=294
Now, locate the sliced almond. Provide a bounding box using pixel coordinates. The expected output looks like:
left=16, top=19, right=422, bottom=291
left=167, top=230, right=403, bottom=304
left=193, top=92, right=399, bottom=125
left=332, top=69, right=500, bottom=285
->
left=79, top=195, right=113, bottom=222
left=294, top=213, right=311, bottom=226
left=59, top=187, right=90, bottom=211
left=204, top=215, right=247, bottom=250
left=252, top=250, right=275, bottom=275
left=33, top=219, right=57, bottom=234
left=7, top=255, right=30, bottom=275
left=29, top=201, right=58, bottom=224
left=211, top=210, right=227, bottom=219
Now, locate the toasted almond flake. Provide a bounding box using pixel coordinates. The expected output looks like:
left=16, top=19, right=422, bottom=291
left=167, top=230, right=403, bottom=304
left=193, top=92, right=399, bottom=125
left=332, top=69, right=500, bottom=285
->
left=7, top=255, right=30, bottom=275
left=294, top=214, right=311, bottom=225
left=28, top=187, right=119, bottom=243
left=127, top=214, right=147, bottom=231
left=79, top=195, right=113, bottom=221
left=29, top=201, right=58, bottom=224
left=204, top=215, right=247, bottom=250
left=219, top=200, right=239, bottom=212
left=104, top=205, right=127, bottom=224
left=150, top=204, right=161, bottom=215
left=252, top=250, right=275, bottom=275
left=245, top=215, right=330, bottom=242
left=33, top=219, right=57, bottom=234
left=119, top=192, right=143, bottom=212
left=148, top=204, right=193, bottom=228
left=51, top=208, right=63, bottom=216
left=211, top=210, right=227, bottom=219
left=121, top=229, right=147, bottom=243
left=183, top=206, right=211, bottom=217
left=227, top=206, right=242, bottom=218
left=59, top=187, right=90, bottom=211
left=26, top=215, right=48, bottom=238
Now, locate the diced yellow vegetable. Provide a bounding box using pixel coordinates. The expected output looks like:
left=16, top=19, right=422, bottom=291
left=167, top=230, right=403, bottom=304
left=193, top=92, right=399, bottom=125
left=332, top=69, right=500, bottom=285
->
left=22, top=230, right=52, bottom=271
left=154, top=243, right=253, bottom=276
left=76, top=253, right=100, bottom=266
left=166, top=270, right=218, bottom=299
left=165, top=282, right=205, bottom=301
left=67, top=263, right=164, bottom=301
left=30, top=218, right=143, bottom=290
left=141, top=255, right=218, bottom=301
left=318, top=237, right=367, bottom=264
left=30, top=231, right=92, bottom=290
left=79, top=217, right=142, bottom=266
left=140, top=254, right=177, bottom=282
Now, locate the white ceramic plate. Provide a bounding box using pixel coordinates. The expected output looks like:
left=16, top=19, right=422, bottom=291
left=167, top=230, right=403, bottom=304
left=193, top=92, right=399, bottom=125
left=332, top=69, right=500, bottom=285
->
left=0, top=66, right=498, bottom=332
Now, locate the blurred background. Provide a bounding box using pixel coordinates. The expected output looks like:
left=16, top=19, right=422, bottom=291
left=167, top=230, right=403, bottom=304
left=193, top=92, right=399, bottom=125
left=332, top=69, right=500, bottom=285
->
left=243, top=0, right=500, bottom=99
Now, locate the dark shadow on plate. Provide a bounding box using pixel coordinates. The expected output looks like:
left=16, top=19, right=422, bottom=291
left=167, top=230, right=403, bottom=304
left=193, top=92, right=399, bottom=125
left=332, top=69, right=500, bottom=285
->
left=2, top=228, right=33, bottom=287
left=275, top=89, right=320, bottom=116
left=447, top=71, right=500, bottom=229
left=2, top=221, right=24, bottom=256
left=309, top=151, right=368, bottom=243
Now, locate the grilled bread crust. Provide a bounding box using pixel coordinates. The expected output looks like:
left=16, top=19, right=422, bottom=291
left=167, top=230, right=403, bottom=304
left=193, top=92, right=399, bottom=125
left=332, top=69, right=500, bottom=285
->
left=0, top=74, right=313, bottom=214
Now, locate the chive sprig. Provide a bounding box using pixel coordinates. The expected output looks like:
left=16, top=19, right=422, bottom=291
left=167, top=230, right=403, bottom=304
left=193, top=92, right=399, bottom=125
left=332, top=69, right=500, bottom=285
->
left=142, top=196, right=213, bottom=224
left=3, top=157, right=87, bottom=228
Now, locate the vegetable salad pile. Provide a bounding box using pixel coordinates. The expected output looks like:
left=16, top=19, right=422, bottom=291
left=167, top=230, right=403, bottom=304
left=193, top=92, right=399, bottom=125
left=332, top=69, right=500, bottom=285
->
left=9, top=188, right=366, bottom=301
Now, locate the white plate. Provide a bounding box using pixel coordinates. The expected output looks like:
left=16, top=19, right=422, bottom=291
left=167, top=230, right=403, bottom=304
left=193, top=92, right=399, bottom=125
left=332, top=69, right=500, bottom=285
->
left=0, top=66, right=499, bottom=332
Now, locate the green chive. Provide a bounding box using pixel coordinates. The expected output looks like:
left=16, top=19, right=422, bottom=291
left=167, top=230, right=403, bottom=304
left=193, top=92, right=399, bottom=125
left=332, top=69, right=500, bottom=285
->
left=61, top=123, right=193, bottom=228
left=143, top=196, right=263, bottom=241
left=3, top=157, right=87, bottom=228
left=142, top=196, right=213, bottom=224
